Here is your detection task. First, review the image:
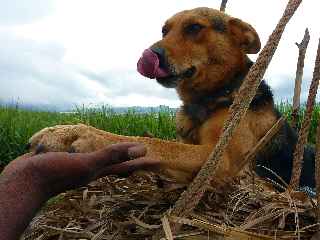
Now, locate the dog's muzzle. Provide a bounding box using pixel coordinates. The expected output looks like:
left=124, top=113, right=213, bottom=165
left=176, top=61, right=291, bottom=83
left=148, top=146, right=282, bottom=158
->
left=156, top=66, right=196, bottom=88
left=137, top=48, right=196, bottom=88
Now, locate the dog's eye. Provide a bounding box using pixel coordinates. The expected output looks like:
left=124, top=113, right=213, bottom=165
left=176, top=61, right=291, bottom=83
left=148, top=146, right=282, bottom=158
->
left=185, top=23, right=204, bottom=35
left=162, top=27, right=169, bottom=37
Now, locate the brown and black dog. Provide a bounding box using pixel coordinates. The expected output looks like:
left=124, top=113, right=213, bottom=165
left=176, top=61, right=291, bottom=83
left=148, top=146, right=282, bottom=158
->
left=29, top=7, right=315, bottom=189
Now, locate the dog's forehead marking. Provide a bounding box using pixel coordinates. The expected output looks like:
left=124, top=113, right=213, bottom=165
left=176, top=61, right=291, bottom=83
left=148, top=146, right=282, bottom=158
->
left=211, top=16, right=226, bottom=33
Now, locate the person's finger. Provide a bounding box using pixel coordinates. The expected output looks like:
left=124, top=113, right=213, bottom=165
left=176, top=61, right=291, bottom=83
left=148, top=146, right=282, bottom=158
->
left=86, top=142, right=147, bottom=167
left=2, top=152, right=38, bottom=177
left=95, top=157, right=160, bottom=179
left=128, top=144, right=148, bottom=158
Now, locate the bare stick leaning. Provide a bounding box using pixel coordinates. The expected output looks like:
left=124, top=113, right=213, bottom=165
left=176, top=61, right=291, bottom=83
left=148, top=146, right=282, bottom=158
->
left=291, top=29, right=310, bottom=130
left=248, top=117, right=285, bottom=171
left=290, top=39, right=320, bottom=190
left=220, top=0, right=228, bottom=12
left=168, top=0, right=303, bottom=219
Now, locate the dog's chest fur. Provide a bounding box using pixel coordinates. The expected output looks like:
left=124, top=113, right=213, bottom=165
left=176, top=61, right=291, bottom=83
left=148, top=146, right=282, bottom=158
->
left=176, top=61, right=274, bottom=145
left=175, top=73, right=316, bottom=189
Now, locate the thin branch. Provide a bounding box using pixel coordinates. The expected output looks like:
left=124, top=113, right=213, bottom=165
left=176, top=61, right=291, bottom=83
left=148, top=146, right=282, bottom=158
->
left=168, top=0, right=303, bottom=220
left=291, top=28, right=310, bottom=130
left=220, top=0, right=228, bottom=12
left=290, top=38, right=320, bottom=189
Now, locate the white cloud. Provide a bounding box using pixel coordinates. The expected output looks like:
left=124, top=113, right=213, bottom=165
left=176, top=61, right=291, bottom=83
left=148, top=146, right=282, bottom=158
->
left=0, top=0, right=319, bottom=108
left=0, top=0, right=55, bottom=26
left=0, top=30, right=100, bottom=107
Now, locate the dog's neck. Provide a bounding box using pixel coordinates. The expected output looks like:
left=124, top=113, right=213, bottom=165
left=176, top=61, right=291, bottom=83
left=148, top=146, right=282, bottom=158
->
left=181, top=58, right=274, bottom=125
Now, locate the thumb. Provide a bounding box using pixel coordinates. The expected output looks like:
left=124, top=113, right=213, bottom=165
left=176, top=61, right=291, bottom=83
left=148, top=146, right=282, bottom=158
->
left=95, top=157, right=160, bottom=178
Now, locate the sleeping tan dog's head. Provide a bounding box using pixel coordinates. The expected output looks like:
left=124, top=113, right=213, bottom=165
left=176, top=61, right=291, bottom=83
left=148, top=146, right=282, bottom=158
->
left=137, top=7, right=261, bottom=103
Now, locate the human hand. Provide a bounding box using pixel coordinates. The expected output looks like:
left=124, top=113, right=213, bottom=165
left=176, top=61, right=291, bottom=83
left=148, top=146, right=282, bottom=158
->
left=2, top=142, right=159, bottom=197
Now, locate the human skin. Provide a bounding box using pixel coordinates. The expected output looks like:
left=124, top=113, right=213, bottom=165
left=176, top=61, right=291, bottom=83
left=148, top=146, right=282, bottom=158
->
left=0, top=142, right=159, bottom=240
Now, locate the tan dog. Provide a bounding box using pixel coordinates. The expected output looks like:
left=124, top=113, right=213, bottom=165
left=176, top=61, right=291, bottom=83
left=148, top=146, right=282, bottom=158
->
left=29, top=8, right=315, bottom=188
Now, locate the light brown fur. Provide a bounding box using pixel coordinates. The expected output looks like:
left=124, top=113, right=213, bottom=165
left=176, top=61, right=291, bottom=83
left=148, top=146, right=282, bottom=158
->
left=29, top=8, right=278, bottom=185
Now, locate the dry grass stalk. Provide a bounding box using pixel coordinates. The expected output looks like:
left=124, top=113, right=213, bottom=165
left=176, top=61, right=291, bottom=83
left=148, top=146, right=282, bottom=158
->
left=248, top=117, right=285, bottom=192
left=290, top=38, right=320, bottom=190
left=248, top=117, right=285, bottom=171
left=167, top=0, right=303, bottom=221
left=161, top=215, right=174, bottom=240
left=21, top=172, right=318, bottom=239
left=170, top=216, right=276, bottom=240
left=291, top=28, right=310, bottom=129
left=220, top=0, right=228, bottom=12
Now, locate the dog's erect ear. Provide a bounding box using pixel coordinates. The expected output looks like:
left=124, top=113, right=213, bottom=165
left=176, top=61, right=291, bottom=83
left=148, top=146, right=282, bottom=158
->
left=228, top=18, right=261, bottom=54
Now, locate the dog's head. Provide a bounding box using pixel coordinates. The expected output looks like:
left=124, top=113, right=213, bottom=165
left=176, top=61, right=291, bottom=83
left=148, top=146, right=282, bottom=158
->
left=137, top=7, right=260, bottom=102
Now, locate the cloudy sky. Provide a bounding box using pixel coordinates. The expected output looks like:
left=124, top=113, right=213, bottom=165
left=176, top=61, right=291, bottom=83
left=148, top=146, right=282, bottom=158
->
left=0, top=0, right=319, bottom=109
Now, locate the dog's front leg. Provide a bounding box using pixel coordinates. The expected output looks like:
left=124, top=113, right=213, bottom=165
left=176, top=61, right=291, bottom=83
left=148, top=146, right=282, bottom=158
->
left=28, top=124, right=220, bottom=183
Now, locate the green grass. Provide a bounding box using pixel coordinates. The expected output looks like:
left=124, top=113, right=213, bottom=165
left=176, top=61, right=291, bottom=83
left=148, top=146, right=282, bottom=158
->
left=0, top=105, right=176, bottom=168
left=1, top=103, right=320, bottom=169
left=277, top=102, right=320, bottom=144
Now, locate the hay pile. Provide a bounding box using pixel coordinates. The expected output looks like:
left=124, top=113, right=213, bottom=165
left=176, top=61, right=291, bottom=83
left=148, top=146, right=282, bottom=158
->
left=21, top=172, right=318, bottom=240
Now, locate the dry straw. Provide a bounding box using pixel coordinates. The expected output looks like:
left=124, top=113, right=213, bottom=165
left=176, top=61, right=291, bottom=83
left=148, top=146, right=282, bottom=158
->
left=22, top=172, right=318, bottom=239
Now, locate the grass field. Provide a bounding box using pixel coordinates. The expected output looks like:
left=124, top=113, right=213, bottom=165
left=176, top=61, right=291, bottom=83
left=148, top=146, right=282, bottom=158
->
left=0, top=105, right=176, bottom=168
left=0, top=103, right=319, bottom=168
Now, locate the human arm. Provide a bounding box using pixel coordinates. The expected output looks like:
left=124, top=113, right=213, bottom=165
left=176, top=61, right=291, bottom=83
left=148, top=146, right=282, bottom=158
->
left=0, top=143, right=159, bottom=240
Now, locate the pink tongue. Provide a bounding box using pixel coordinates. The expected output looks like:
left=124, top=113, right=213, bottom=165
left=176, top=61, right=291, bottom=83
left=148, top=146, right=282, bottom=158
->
left=137, top=48, right=170, bottom=79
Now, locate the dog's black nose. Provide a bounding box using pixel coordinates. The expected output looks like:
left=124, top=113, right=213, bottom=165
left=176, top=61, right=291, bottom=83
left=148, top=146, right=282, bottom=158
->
left=151, top=46, right=167, bottom=69
left=151, top=46, right=165, bottom=58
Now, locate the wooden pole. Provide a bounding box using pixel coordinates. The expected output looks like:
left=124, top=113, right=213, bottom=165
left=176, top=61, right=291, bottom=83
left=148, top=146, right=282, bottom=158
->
left=290, top=38, right=320, bottom=189
left=291, top=29, right=310, bottom=130
left=220, top=0, right=228, bottom=12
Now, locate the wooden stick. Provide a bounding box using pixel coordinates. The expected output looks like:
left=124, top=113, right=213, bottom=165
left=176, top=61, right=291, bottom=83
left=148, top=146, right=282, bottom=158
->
left=291, top=29, right=310, bottom=130
left=168, top=0, right=303, bottom=220
left=220, top=0, right=228, bottom=12
left=290, top=38, right=320, bottom=189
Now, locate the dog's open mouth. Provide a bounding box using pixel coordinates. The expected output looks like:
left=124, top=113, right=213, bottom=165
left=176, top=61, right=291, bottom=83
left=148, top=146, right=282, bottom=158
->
left=156, top=66, right=196, bottom=88
left=137, top=48, right=196, bottom=88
